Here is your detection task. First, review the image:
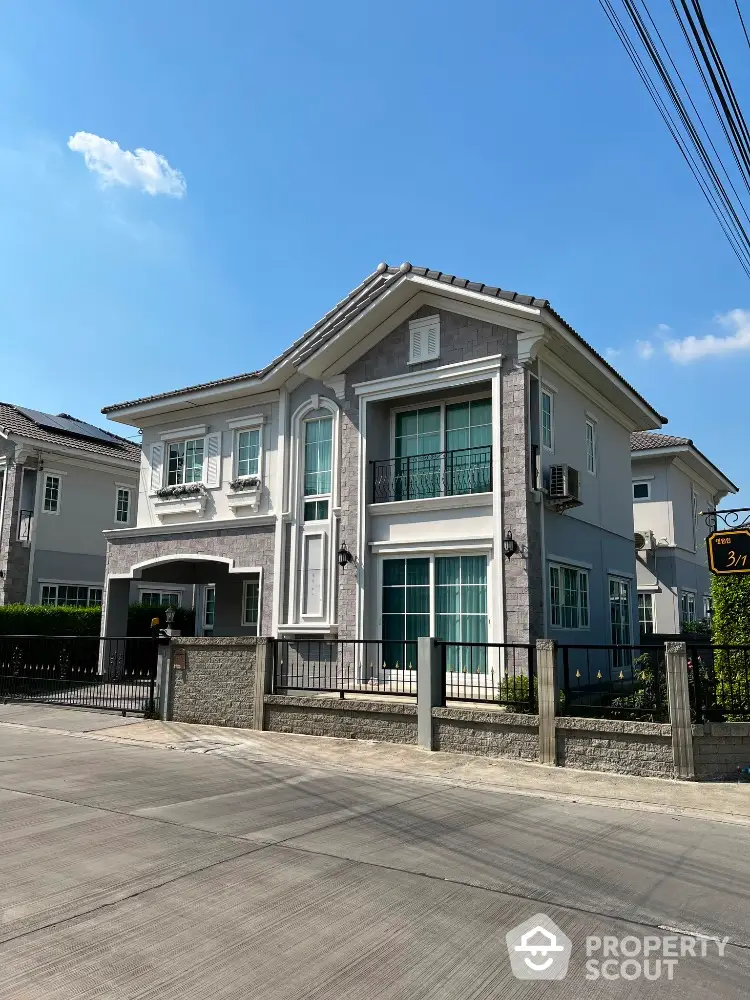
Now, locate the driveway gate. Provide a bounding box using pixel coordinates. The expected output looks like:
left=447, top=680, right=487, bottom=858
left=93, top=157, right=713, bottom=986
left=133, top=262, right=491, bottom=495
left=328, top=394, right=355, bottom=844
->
left=0, top=635, right=159, bottom=716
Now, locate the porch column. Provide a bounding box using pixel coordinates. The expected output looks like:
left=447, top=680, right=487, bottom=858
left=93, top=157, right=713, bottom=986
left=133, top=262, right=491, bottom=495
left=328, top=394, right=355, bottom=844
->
left=102, top=578, right=130, bottom=637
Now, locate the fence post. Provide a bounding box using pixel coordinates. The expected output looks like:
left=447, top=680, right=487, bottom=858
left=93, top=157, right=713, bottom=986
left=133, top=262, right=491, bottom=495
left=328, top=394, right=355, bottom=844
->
left=156, top=637, right=173, bottom=721
left=665, top=641, right=695, bottom=780
left=536, top=638, right=557, bottom=766
left=417, top=637, right=442, bottom=750
left=252, top=638, right=275, bottom=731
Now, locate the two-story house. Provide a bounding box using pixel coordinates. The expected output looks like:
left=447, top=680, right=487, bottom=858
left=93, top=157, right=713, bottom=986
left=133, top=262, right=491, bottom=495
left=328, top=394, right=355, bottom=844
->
left=631, top=431, right=737, bottom=636
left=101, top=263, right=666, bottom=659
left=0, top=404, right=140, bottom=607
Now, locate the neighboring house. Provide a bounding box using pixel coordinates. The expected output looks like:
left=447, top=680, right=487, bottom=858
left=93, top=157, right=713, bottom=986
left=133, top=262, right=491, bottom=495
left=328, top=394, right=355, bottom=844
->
left=631, top=431, right=737, bottom=636
left=101, top=262, right=666, bottom=653
left=0, top=404, right=140, bottom=607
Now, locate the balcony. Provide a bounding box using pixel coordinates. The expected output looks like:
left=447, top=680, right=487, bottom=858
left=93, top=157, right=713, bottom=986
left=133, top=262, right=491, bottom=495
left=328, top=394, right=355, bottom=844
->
left=371, top=446, right=492, bottom=504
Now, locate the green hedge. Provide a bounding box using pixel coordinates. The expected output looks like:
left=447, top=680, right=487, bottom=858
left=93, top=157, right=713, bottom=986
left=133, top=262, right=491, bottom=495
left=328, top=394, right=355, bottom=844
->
left=0, top=605, right=101, bottom=636
left=0, top=603, right=196, bottom=637
left=711, top=575, right=750, bottom=646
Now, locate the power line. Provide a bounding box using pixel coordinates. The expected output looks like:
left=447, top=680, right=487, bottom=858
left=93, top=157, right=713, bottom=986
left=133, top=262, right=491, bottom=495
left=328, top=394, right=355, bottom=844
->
left=599, top=0, right=750, bottom=279
left=736, top=0, right=750, bottom=52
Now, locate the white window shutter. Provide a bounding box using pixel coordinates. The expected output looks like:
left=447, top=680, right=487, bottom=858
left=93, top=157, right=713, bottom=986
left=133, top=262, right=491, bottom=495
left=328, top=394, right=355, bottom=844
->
left=204, top=432, right=222, bottom=488
left=426, top=327, right=439, bottom=359
left=410, top=328, right=423, bottom=362
left=149, top=443, right=164, bottom=492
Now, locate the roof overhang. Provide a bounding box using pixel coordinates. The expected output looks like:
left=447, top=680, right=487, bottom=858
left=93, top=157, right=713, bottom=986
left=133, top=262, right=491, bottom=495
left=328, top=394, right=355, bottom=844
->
left=102, top=266, right=665, bottom=433
left=632, top=445, right=738, bottom=495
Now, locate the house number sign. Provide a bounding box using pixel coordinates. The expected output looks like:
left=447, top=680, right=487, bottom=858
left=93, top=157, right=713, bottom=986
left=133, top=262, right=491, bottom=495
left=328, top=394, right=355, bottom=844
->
left=707, top=530, right=750, bottom=575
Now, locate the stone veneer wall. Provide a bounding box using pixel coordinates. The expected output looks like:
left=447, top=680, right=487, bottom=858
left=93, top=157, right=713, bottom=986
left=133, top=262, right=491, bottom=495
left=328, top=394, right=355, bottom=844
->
left=432, top=706, right=539, bottom=761
left=105, top=524, right=276, bottom=635
left=264, top=693, right=418, bottom=743
left=556, top=717, right=674, bottom=778
left=336, top=303, right=541, bottom=641
left=693, top=723, right=750, bottom=780
left=0, top=458, right=31, bottom=605
left=170, top=637, right=259, bottom=728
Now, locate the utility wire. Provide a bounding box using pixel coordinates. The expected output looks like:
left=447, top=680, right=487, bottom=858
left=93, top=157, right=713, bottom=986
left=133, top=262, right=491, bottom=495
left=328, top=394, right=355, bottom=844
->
left=599, top=0, right=750, bottom=278
left=736, top=0, right=750, bottom=52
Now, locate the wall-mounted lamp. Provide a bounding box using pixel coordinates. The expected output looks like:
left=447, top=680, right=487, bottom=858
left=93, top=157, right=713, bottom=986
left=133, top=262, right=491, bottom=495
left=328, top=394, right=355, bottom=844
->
left=503, top=529, right=519, bottom=560
left=337, top=543, right=354, bottom=569
left=165, top=605, right=176, bottom=627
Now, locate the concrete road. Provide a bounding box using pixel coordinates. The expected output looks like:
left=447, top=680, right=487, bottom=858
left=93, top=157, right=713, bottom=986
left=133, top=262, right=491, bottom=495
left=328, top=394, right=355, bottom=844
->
left=0, top=709, right=748, bottom=998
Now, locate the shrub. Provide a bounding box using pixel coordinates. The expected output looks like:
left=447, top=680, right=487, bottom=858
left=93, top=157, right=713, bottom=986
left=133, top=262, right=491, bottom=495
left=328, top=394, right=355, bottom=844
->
left=0, top=604, right=101, bottom=636
left=496, top=672, right=536, bottom=712
left=126, top=603, right=196, bottom=637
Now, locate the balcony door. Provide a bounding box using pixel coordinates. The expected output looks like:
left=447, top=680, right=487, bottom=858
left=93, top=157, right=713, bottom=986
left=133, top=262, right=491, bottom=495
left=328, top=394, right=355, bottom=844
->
left=394, top=407, right=441, bottom=500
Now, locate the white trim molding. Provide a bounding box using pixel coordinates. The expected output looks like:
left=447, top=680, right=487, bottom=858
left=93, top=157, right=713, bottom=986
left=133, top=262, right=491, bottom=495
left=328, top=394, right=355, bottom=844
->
left=159, top=424, right=208, bottom=441
left=226, top=414, right=266, bottom=430
left=353, top=353, right=504, bottom=401
left=367, top=492, right=493, bottom=517
left=369, top=538, right=493, bottom=555
left=103, top=513, right=277, bottom=539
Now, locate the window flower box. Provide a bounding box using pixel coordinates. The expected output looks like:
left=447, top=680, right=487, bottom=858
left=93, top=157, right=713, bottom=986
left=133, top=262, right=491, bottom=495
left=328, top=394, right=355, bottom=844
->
left=228, top=476, right=262, bottom=514
left=153, top=482, right=207, bottom=518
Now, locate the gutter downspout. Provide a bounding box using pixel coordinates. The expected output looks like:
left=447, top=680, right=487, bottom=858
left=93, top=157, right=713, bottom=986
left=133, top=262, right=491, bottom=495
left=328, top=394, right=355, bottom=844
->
left=24, top=449, right=44, bottom=605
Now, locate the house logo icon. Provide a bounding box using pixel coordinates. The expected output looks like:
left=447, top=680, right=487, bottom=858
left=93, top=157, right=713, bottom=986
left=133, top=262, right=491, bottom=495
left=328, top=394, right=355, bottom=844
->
left=505, top=913, right=572, bottom=980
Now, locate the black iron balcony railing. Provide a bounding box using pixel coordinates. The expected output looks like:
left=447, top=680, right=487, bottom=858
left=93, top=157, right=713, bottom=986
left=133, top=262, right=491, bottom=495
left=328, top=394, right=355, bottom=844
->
left=371, top=445, right=492, bottom=504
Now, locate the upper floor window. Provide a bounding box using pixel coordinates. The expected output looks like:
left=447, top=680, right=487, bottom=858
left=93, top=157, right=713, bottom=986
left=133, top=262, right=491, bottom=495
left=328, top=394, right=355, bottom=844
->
left=43, top=474, right=61, bottom=513
left=692, top=489, right=699, bottom=549
left=115, top=487, right=131, bottom=524
left=541, top=391, right=554, bottom=450
left=632, top=481, right=651, bottom=500
left=167, top=438, right=204, bottom=486
left=237, top=429, right=260, bottom=478
left=304, top=417, right=333, bottom=498
left=549, top=563, right=589, bottom=629
left=586, top=419, right=596, bottom=475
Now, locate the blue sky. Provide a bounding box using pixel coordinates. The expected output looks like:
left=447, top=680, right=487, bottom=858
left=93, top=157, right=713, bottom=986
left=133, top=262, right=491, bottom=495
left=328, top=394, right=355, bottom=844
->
left=0, top=0, right=747, bottom=501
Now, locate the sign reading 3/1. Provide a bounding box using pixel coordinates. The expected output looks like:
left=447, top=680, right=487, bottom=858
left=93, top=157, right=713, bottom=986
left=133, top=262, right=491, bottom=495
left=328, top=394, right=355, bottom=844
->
left=707, top=530, right=750, bottom=574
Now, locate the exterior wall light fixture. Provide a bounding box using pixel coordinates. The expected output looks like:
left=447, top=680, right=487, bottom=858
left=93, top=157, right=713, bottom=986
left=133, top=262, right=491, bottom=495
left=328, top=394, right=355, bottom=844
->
left=503, top=530, right=519, bottom=560
left=337, top=543, right=354, bottom=569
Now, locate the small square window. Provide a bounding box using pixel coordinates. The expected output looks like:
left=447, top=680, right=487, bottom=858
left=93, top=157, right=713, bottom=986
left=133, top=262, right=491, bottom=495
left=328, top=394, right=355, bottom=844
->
left=633, top=481, right=651, bottom=500
left=304, top=499, right=329, bottom=521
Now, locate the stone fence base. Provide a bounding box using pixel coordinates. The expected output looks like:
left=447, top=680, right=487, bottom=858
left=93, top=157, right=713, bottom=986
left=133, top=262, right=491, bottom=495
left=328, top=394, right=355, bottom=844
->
left=158, top=637, right=750, bottom=781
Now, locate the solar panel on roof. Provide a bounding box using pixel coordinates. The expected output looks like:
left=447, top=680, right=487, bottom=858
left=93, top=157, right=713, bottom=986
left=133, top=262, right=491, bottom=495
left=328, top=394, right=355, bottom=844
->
left=16, top=406, right=123, bottom=446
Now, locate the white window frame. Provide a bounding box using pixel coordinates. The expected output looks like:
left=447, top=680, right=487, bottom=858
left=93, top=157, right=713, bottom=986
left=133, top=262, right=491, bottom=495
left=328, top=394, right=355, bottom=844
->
left=703, top=595, right=712, bottom=619
left=585, top=418, right=597, bottom=475
left=375, top=549, right=494, bottom=645
left=638, top=591, right=656, bottom=635
left=609, top=576, right=633, bottom=646
left=241, top=575, right=262, bottom=632
left=680, top=589, right=696, bottom=626
left=541, top=389, right=554, bottom=452
left=691, top=488, right=699, bottom=551
left=548, top=562, right=590, bottom=630
left=138, top=588, right=183, bottom=608
left=114, top=486, right=132, bottom=525
left=43, top=473, right=62, bottom=515
left=408, top=314, right=440, bottom=365
left=389, top=391, right=493, bottom=460
left=166, top=437, right=205, bottom=487
left=39, top=583, right=103, bottom=607
left=203, top=584, right=216, bottom=635
left=632, top=480, right=651, bottom=501
left=234, top=427, right=262, bottom=480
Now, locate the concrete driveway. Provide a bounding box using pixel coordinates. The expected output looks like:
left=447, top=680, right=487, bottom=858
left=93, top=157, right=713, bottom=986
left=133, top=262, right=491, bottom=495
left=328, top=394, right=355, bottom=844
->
left=0, top=705, right=748, bottom=998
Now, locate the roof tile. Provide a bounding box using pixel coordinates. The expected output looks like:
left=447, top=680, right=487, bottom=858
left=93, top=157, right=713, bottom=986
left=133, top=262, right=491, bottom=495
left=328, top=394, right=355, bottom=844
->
left=0, top=403, right=140, bottom=463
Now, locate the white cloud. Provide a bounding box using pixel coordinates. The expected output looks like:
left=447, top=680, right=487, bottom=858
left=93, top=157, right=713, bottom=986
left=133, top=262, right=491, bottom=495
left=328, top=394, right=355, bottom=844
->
left=636, top=339, right=655, bottom=360
left=67, top=131, right=186, bottom=198
left=665, top=308, right=750, bottom=363
left=656, top=323, right=672, bottom=334
left=606, top=347, right=621, bottom=360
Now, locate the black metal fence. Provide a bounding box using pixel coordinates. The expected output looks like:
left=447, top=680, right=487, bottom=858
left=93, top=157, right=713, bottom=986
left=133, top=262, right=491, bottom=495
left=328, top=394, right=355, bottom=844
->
left=438, top=641, right=536, bottom=710
left=688, top=643, right=750, bottom=722
left=274, top=639, right=417, bottom=696
left=371, top=446, right=492, bottom=503
left=558, top=644, right=668, bottom=722
left=0, top=635, right=159, bottom=715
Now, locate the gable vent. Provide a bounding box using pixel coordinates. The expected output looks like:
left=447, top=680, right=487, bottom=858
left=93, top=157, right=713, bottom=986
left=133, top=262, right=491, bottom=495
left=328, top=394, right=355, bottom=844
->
left=409, top=315, right=440, bottom=364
